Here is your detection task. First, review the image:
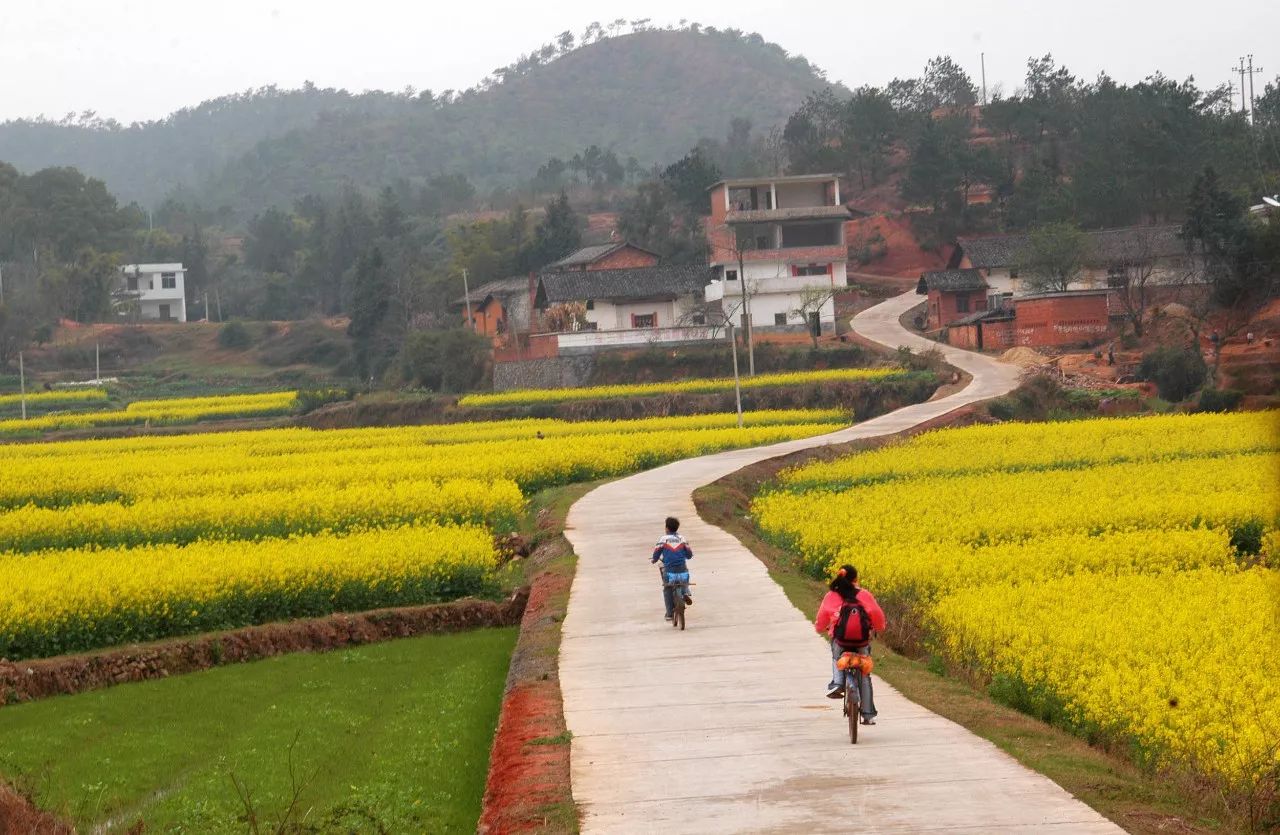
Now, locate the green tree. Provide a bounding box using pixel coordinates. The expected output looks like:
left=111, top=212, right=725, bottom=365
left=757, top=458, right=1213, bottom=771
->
left=244, top=207, right=298, bottom=274
left=528, top=191, right=582, bottom=268
left=1017, top=222, right=1093, bottom=293
left=346, top=248, right=391, bottom=379
left=844, top=87, right=898, bottom=188
left=616, top=180, right=707, bottom=263
left=661, top=147, right=722, bottom=214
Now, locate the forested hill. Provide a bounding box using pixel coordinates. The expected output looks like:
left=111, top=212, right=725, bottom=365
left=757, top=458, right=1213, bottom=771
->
left=0, top=28, right=835, bottom=211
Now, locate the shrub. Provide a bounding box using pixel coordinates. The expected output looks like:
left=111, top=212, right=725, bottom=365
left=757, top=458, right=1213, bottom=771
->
left=1229, top=518, right=1265, bottom=559
left=295, top=388, right=352, bottom=415
left=1196, top=388, right=1244, bottom=413
left=217, top=321, right=253, bottom=350
left=1138, top=346, right=1206, bottom=402
left=399, top=329, right=490, bottom=393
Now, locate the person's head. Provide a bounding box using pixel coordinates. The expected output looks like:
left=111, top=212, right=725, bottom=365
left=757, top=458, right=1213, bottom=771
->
left=665, top=516, right=680, bottom=534
left=830, top=564, right=859, bottom=598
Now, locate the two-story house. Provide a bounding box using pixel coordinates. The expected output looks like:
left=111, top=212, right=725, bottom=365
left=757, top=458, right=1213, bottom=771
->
left=705, top=174, right=852, bottom=335
left=115, top=263, right=188, bottom=322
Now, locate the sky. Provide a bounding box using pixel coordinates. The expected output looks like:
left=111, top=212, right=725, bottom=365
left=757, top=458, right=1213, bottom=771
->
left=1, top=0, right=1277, bottom=124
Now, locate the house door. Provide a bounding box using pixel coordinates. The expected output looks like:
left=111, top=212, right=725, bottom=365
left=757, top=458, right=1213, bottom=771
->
left=159, top=304, right=171, bottom=320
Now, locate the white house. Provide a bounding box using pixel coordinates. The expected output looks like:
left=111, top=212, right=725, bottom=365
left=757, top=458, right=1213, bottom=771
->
left=952, top=225, right=1201, bottom=300
left=705, top=174, right=852, bottom=335
left=534, top=263, right=715, bottom=351
left=116, top=263, right=188, bottom=322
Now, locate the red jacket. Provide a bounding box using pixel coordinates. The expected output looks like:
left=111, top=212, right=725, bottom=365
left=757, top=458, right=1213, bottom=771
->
left=815, top=588, right=886, bottom=641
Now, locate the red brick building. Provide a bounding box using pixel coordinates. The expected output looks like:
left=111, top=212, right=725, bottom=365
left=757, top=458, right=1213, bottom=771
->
left=945, top=289, right=1112, bottom=350
left=917, top=269, right=990, bottom=331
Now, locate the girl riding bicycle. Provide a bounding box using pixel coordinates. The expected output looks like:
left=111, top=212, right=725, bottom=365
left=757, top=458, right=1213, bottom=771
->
left=815, top=564, right=886, bottom=724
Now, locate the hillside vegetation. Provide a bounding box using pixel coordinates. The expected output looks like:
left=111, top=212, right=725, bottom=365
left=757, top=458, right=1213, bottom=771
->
left=0, top=28, right=833, bottom=210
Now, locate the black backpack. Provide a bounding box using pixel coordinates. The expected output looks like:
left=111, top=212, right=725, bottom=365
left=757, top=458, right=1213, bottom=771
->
left=834, top=594, right=873, bottom=649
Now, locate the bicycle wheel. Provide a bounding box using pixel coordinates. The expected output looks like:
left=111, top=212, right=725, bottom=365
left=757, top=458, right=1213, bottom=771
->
left=672, top=596, right=684, bottom=630
left=846, top=672, right=860, bottom=744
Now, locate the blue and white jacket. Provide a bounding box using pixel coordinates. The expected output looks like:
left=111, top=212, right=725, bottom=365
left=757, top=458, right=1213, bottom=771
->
left=651, top=533, right=693, bottom=574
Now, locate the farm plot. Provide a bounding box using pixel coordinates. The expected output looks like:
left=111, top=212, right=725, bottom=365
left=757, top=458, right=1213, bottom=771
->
left=754, top=412, right=1280, bottom=799
left=0, top=409, right=849, bottom=659
left=458, top=367, right=904, bottom=407
left=0, top=390, right=299, bottom=435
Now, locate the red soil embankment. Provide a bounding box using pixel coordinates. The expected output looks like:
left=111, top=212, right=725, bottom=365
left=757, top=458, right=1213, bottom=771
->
left=846, top=213, right=949, bottom=278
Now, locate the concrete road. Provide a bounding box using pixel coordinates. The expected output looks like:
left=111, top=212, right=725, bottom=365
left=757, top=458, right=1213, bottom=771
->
left=559, top=291, right=1122, bottom=834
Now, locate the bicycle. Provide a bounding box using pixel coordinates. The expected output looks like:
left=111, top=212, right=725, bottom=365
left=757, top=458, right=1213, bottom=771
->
left=836, top=651, right=874, bottom=744
left=662, top=568, right=693, bottom=631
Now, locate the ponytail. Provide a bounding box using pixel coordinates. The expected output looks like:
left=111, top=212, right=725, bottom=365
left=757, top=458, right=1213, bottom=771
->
left=829, top=564, right=859, bottom=601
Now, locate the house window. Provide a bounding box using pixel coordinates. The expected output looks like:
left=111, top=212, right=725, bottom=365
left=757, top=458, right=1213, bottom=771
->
left=774, top=312, right=788, bottom=326
left=585, top=299, right=595, bottom=310
left=725, top=270, right=738, bottom=282
left=691, top=313, right=706, bottom=325
left=755, top=235, right=769, bottom=250
left=161, top=272, right=177, bottom=289
left=793, top=264, right=828, bottom=277
left=1008, top=270, right=1020, bottom=280
left=126, top=275, right=138, bottom=292
left=632, top=313, right=657, bottom=329
left=1107, top=265, right=1127, bottom=287
left=583, top=322, right=598, bottom=331
left=956, top=296, right=971, bottom=313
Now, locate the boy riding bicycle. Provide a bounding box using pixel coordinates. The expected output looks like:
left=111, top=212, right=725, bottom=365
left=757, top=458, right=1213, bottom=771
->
left=652, top=516, right=693, bottom=621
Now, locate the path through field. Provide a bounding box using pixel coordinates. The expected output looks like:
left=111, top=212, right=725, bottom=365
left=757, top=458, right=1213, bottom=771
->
left=559, top=291, right=1125, bottom=833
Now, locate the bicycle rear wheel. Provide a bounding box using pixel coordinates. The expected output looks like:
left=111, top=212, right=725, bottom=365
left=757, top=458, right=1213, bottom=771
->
left=846, top=672, right=860, bottom=744
left=672, top=596, right=685, bottom=630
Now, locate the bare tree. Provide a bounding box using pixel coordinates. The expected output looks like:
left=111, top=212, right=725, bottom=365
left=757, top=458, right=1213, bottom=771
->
left=1110, top=227, right=1166, bottom=337
left=791, top=284, right=837, bottom=349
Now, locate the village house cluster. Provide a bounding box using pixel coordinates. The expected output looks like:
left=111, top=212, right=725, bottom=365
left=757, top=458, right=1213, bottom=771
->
left=462, top=174, right=1209, bottom=364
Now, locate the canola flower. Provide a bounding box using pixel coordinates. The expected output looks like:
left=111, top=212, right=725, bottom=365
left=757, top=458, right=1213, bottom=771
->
left=0, top=523, right=498, bottom=660
left=0, top=387, right=108, bottom=409
left=0, top=408, right=850, bottom=659
left=0, top=390, right=298, bottom=435
left=458, top=368, right=903, bottom=407
left=0, top=411, right=850, bottom=511
left=752, top=411, right=1280, bottom=792
left=930, top=568, right=1280, bottom=787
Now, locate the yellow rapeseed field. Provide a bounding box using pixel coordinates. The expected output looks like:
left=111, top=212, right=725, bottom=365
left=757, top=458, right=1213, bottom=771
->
left=0, top=387, right=108, bottom=409
left=0, top=408, right=848, bottom=658
left=0, top=390, right=297, bottom=434
left=755, top=411, right=1280, bottom=792
left=458, top=367, right=902, bottom=407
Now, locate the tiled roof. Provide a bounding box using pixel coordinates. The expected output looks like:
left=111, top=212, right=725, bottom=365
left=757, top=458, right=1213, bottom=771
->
left=958, top=225, right=1188, bottom=269
left=454, top=276, right=528, bottom=306
left=538, top=265, right=714, bottom=305
left=545, top=241, right=658, bottom=270
left=918, top=269, right=989, bottom=293
left=948, top=309, right=1014, bottom=327
left=725, top=206, right=852, bottom=224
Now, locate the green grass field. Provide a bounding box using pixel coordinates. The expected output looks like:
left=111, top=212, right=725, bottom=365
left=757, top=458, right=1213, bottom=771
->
left=0, top=628, right=516, bottom=833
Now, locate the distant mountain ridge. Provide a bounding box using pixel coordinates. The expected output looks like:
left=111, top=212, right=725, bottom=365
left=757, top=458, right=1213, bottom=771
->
left=0, top=29, right=836, bottom=213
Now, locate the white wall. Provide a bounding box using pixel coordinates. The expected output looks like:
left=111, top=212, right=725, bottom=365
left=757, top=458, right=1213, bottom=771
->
left=582, top=296, right=701, bottom=331
left=774, top=181, right=830, bottom=209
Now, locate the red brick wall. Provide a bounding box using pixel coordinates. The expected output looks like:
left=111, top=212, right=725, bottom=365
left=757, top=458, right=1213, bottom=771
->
left=709, top=185, right=727, bottom=225
left=586, top=246, right=659, bottom=271
left=929, top=288, right=989, bottom=330
left=1012, top=294, right=1110, bottom=347
left=982, top=319, right=1016, bottom=350
left=949, top=323, right=981, bottom=350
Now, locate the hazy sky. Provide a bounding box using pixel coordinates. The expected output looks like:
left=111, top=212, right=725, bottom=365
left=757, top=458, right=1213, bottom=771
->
left=2, top=1, right=1276, bottom=123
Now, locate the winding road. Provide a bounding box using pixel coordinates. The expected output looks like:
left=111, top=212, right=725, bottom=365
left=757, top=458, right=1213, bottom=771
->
left=558, top=291, right=1124, bottom=833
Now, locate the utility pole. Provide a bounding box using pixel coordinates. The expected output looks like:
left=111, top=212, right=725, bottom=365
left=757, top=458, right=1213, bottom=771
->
left=0, top=264, right=4, bottom=305
left=1248, top=55, right=1264, bottom=123
left=462, top=267, right=474, bottom=332
left=18, top=352, right=26, bottom=420
left=726, top=320, right=743, bottom=429
left=981, top=52, right=988, bottom=106
left=1234, top=58, right=1248, bottom=116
